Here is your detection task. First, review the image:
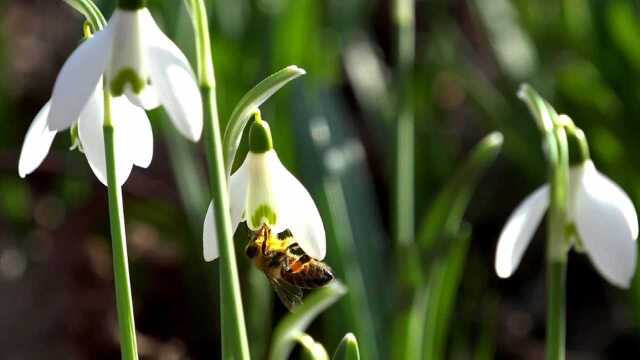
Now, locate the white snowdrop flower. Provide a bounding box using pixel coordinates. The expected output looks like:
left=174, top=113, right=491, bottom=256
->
left=495, top=159, right=638, bottom=288
left=202, top=117, right=326, bottom=262
left=47, top=0, right=202, bottom=141
left=18, top=80, right=153, bottom=186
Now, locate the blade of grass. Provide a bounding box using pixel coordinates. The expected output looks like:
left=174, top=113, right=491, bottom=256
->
left=414, top=133, right=503, bottom=359
left=418, top=132, right=504, bottom=250
left=323, top=177, right=379, bottom=360
left=422, top=225, right=472, bottom=360
left=269, top=281, right=347, bottom=360
left=333, top=333, right=361, bottom=360
left=222, top=66, right=306, bottom=178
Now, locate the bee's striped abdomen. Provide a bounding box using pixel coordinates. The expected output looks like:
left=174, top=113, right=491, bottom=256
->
left=281, top=260, right=335, bottom=289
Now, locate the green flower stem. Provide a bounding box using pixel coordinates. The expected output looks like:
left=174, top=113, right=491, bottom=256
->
left=64, top=1, right=136, bottom=358
left=189, top=0, right=250, bottom=358
left=546, top=125, right=569, bottom=360
left=393, top=0, right=415, bottom=247
left=518, top=84, right=569, bottom=360
left=546, top=260, right=567, bottom=360
left=102, top=87, right=139, bottom=360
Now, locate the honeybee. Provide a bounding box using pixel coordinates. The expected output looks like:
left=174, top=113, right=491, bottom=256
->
left=245, top=225, right=335, bottom=311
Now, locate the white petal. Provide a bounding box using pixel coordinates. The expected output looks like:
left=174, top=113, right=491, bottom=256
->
left=495, top=185, right=549, bottom=278
left=112, top=96, right=153, bottom=168
left=77, top=86, right=133, bottom=186
left=107, top=10, right=152, bottom=99
left=124, top=85, right=160, bottom=110
left=230, top=158, right=250, bottom=225
left=272, top=153, right=326, bottom=260
left=19, top=101, right=57, bottom=177
left=203, top=203, right=246, bottom=263
left=574, top=161, right=638, bottom=288
left=245, top=152, right=279, bottom=230
left=203, top=202, right=219, bottom=262
left=202, top=163, right=249, bottom=262
left=142, top=9, right=203, bottom=141
left=48, top=25, right=113, bottom=131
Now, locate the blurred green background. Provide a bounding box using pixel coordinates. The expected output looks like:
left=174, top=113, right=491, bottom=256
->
left=2, top=0, right=640, bottom=358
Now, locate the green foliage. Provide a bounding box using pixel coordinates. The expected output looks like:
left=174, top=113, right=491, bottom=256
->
left=5, top=0, right=640, bottom=358
left=269, top=282, right=346, bottom=360
left=222, top=66, right=305, bottom=177
left=333, top=333, right=360, bottom=360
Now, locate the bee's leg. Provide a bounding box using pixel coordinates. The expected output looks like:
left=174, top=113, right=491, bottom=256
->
left=245, top=241, right=259, bottom=259
left=261, top=235, right=268, bottom=255
left=288, top=255, right=311, bottom=273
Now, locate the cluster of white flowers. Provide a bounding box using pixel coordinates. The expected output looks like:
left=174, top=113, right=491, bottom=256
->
left=18, top=3, right=327, bottom=262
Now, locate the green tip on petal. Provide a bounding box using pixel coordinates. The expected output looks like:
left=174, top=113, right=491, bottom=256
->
left=110, top=68, right=146, bottom=96
left=117, top=0, right=146, bottom=10
left=250, top=204, right=277, bottom=229
left=69, top=124, right=83, bottom=152
left=249, top=110, right=273, bottom=153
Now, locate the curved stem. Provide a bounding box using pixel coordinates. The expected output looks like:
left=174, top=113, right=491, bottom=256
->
left=189, top=1, right=250, bottom=358
left=103, top=87, right=139, bottom=359
left=546, top=126, right=569, bottom=360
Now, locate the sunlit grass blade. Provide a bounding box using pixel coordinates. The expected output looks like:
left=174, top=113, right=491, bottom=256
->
left=269, top=281, right=347, bottom=360
left=343, top=39, right=392, bottom=122
left=333, top=333, right=361, bottom=360
left=222, top=66, right=306, bottom=178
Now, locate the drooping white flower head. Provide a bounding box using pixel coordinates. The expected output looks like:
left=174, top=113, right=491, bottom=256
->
left=19, top=80, right=153, bottom=186
left=47, top=1, right=202, bottom=141
left=202, top=117, right=326, bottom=262
left=495, top=159, right=638, bottom=288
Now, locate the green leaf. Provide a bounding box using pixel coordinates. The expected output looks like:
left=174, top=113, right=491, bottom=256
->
left=607, top=1, right=640, bottom=71
left=269, top=281, right=347, bottom=360
left=411, top=132, right=503, bottom=359
left=222, top=66, right=306, bottom=178
left=298, top=334, right=330, bottom=360
left=418, top=131, right=504, bottom=250
left=333, top=333, right=361, bottom=360
left=422, top=225, right=473, bottom=359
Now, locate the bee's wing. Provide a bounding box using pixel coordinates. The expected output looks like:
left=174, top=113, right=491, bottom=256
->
left=269, top=277, right=303, bottom=312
